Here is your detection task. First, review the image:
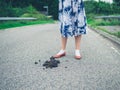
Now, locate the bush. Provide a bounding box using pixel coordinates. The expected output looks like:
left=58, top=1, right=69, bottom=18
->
left=12, top=8, right=26, bottom=17
left=87, top=13, right=120, bottom=26
left=0, top=2, right=14, bottom=17
left=48, top=0, right=58, bottom=20
left=84, top=1, right=120, bottom=15
left=24, top=5, right=39, bottom=14
left=21, top=5, right=50, bottom=20
left=21, top=13, right=49, bottom=20
left=1, top=0, right=120, bottom=20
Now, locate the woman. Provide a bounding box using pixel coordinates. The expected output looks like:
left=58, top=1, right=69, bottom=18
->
left=54, top=0, right=87, bottom=60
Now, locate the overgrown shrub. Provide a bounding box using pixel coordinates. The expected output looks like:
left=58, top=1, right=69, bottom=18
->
left=48, top=0, right=58, bottom=20
left=21, top=5, right=50, bottom=20
left=84, top=1, right=115, bottom=15
left=0, top=1, right=14, bottom=17
left=21, top=13, right=49, bottom=20
left=0, top=0, right=120, bottom=19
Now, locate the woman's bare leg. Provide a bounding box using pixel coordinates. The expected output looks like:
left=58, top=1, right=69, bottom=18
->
left=74, top=35, right=82, bottom=59
left=61, top=36, right=68, bottom=50
left=54, top=36, right=67, bottom=58
left=75, top=35, right=82, bottom=50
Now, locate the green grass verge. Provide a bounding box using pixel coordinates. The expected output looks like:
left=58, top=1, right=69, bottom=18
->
left=87, top=14, right=120, bottom=38
left=87, top=14, right=120, bottom=26
left=87, top=18, right=120, bottom=26
left=90, top=24, right=120, bottom=38
left=0, top=20, right=54, bottom=30
left=113, top=31, right=120, bottom=38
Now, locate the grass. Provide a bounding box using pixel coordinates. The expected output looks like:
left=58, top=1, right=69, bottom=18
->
left=89, top=20, right=120, bottom=38
left=87, top=14, right=120, bottom=38
left=115, top=32, right=120, bottom=38
left=0, top=20, right=54, bottom=30
left=96, top=26, right=120, bottom=38
left=0, top=5, right=55, bottom=30
left=87, top=18, right=120, bottom=26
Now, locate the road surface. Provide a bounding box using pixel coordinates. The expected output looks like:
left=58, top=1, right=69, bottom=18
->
left=0, top=23, right=120, bottom=90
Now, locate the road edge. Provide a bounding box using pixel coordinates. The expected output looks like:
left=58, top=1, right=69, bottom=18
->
left=89, top=26, right=120, bottom=46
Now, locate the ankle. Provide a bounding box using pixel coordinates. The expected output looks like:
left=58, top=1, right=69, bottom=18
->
left=75, top=50, right=81, bottom=56
left=57, top=49, right=65, bottom=55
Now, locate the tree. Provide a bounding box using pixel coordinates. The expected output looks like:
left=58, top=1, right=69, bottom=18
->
left=113, top=0, right=120, bottom=6
left=48, top=0, right=58, bottom=19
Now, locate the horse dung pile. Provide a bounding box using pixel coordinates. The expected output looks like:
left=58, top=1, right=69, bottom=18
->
left=35, top=56, right=60, bottom=69
left=43, top=56, right=60, bottom=69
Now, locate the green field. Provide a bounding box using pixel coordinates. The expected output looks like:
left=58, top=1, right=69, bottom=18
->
left=0, top=20, right=54, bottom=30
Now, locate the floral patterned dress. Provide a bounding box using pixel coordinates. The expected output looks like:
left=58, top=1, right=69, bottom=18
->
left=59, top=0, right=87, bottom=37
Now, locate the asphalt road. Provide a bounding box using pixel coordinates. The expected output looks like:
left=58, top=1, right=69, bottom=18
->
left=0, top=23, right=120, bottom=90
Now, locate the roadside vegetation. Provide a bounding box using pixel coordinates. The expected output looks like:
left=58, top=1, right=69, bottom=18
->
left=84, top=0, right=120, bottom=38
left=87, top=14, right=120, bottom=38
left=0, top=5, right=54, bottom=30
left=0, top=0, right=120, bottom=38
left=0, top=20, right=54, bottom=30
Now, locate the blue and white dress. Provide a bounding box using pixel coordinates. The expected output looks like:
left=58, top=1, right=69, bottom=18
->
left=59, top=0, right=87, bottom=37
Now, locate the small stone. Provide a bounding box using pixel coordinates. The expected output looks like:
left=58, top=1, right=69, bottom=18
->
left=50, top=56, right=55, bottom=60
left=57, top=60, right=60, bottom=64
left=39, top=60, right=41, bottom=62
left=43, top=68, right=45, bottom=70
left=35, top=62, right=38, bottom=64
left=65, top=66, right=67, bottom=68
